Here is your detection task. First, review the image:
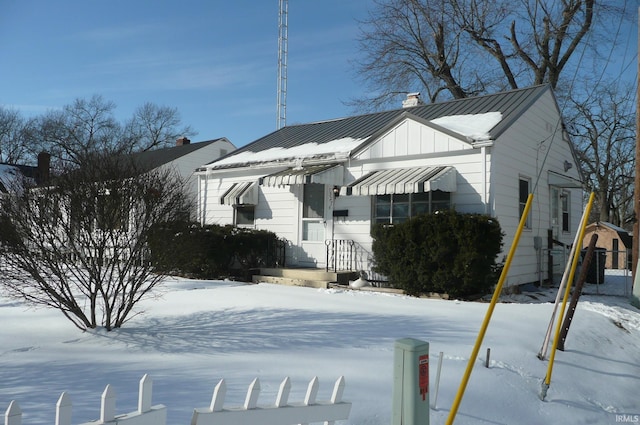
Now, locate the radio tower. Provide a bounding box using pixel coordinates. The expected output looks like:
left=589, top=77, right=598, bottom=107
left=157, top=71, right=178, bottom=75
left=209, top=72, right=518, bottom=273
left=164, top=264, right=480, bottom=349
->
left=276, top=0, right=288, bottom=129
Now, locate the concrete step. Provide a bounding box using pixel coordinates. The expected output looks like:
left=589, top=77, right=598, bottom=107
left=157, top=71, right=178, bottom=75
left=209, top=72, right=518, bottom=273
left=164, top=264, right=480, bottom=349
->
left=252, top=275, right=331, bottom=289
left=257, top=268, right=358, bottom=285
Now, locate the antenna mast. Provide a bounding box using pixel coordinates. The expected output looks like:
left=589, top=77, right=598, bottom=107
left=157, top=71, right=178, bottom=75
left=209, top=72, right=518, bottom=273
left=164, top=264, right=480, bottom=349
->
left=277, top=0, right=288, bottom=129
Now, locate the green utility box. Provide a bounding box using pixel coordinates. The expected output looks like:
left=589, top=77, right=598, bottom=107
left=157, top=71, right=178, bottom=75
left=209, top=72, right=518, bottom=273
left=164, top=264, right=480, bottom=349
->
left=392, top=338, right=430, bottom=425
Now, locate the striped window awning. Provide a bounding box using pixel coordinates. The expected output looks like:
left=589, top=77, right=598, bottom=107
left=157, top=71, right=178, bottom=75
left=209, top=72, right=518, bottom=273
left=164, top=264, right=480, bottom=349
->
left=220, top=181, right=258, bottom=205
left=342, top=166, right=457, bottom=196
left=260, top=164, right=344, bottom=187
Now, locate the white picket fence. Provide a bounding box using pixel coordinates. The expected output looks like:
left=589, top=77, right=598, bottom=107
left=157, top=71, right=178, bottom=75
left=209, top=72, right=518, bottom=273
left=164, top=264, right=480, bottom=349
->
left=3, top=374, right=351, bottom=425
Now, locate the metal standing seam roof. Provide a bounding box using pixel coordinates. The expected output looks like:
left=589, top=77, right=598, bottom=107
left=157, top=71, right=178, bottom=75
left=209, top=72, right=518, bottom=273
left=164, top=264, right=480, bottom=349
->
left=208, top=85, right=552, bottom=168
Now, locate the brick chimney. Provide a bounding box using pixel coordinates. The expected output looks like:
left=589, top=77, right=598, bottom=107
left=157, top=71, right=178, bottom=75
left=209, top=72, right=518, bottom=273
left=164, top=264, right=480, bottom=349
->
left=402, top=92, right=424, bottom=108
left=37, top=151, right=51, bottom=184
left=176, top=136, right=191, bottom=146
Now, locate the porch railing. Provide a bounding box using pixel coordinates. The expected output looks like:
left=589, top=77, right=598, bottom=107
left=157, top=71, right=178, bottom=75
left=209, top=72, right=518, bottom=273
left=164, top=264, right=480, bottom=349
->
left=325, top=239, right=389, bottom=286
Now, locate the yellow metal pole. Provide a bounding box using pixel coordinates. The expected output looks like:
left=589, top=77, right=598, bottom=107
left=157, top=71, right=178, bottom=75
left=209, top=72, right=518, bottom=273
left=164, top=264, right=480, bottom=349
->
left=541, top=192, right=595, bottom=399
left=445, top=193, right=534, bottom=425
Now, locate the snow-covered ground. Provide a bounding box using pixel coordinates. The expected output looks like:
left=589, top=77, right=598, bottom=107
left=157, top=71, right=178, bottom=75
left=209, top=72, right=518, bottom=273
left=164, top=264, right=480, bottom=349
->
left=1, top=270, right=639, bottom=424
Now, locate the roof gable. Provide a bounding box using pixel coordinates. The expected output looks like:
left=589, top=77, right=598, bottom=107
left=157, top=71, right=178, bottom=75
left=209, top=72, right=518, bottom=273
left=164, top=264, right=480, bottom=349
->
left=208, top=85, right=552, bottom=169
left=131, top=138, right=230, bottom=172
left=352, top=113, right=477, bottom=160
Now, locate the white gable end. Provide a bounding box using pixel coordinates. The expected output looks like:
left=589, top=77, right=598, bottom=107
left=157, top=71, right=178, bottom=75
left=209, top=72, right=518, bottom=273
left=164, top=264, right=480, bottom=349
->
left=354, top=117, right=473, bottom=160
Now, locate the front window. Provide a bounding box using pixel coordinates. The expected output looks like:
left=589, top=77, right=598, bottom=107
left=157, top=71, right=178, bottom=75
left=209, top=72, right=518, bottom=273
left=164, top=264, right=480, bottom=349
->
left=374, top=191, right=451, bottom=225
left=235, top=205, right=255, bottom=226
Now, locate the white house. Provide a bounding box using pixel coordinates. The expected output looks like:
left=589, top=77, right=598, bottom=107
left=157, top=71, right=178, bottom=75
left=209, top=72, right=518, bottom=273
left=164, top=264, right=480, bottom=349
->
left=196, top=85, right=584, bottom=288
left=131, top=137, right=236, bottom=213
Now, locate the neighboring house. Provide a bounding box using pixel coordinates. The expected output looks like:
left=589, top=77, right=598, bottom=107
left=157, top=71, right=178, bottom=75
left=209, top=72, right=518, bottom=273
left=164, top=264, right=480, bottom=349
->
left=0, top=152, right=51, bottom=194
left=130, top=137, right=235, bottom=215
left=582, top=222, right=632, bottom=270
left=196, top=85, right=584, bottom=288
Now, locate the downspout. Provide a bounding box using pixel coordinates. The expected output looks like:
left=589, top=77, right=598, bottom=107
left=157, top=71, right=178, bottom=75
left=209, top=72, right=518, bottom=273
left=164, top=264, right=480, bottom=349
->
left=200, top=171, right=208, bottom=226
left=482, top=146, right=488, bottom=214
left=471, top=140, right=493, bottom=215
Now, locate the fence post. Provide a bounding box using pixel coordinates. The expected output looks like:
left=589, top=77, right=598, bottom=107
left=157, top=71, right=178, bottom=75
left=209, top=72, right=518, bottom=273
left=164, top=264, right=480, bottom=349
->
left=56, top=392, right=72, bottom=425
left=275, top=377, right=291, bottom=407
left=138, top=374, right=152, bottom=413
left=304, top=377, right=319, bottom=405
left=100, top=385, right=116, bottom=423
left=210, top=379, right=227, bottom=412
left=5, top=401, right=21, bottom=425
left=244, top=378, right=260, bottom=410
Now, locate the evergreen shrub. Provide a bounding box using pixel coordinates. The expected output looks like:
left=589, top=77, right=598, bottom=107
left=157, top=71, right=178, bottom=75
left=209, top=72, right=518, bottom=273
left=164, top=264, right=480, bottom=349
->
left=148, top=221, right=280, bottom=279
left=372, top=210, right=504, bottom=298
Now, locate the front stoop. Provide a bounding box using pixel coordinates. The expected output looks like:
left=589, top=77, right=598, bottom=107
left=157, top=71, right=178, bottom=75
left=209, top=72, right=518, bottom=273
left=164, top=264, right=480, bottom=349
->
left=252, top=268, right=359, bottom=289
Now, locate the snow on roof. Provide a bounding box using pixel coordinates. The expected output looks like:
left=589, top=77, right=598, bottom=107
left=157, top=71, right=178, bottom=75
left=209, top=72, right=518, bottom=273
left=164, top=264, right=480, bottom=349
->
left=213, top=137, right=366, bottom=167
left=212, top=111, right=503, bottom=168
left=0, top=163, right=20, bottom=191
left=430, top=111, right=502, bottom=141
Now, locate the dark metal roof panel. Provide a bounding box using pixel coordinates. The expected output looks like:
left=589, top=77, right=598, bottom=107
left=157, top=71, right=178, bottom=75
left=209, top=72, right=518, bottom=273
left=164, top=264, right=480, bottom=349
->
left=213, top=85, right=551, bottom=166
left=131, top=138, right=227, bottom=171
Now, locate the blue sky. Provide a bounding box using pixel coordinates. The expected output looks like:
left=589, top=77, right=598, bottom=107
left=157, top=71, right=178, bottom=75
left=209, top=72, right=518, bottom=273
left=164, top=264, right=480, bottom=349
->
left=0, top=1, right=375, bottom=148
left=1, top=2, right=637, bottom=150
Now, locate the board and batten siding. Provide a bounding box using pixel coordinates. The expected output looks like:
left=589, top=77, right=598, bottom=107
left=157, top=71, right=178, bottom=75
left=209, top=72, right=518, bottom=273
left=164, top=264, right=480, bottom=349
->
left=489, top=91, right=583, bottom=286
left=355, top=118, right=474, bottom=160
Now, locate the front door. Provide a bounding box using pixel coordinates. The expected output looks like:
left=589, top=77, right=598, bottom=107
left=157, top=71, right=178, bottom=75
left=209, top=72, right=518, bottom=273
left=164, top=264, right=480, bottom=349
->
left=299, top=183, right=327, bottom=267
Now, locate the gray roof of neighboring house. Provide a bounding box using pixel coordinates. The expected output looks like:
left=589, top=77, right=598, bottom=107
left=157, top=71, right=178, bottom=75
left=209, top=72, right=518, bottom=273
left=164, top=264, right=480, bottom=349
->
left=0, top=163, right=38, bottom=192
left=131, top=138, right=231, bottom=172
left=208, top=84, right=553, bottom=167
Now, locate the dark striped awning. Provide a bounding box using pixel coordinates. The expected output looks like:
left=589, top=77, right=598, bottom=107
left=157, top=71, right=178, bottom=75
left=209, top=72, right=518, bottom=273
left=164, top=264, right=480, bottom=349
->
left=220, top=181, right=258, bottom=205
left=342, top=166, right=456, bottom=196
left=260, top=164, right=344, bottom=187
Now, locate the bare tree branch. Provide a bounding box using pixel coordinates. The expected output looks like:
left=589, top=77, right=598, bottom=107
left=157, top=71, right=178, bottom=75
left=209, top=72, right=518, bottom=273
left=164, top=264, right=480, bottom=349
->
left=0, top=153, right=193, bottom=331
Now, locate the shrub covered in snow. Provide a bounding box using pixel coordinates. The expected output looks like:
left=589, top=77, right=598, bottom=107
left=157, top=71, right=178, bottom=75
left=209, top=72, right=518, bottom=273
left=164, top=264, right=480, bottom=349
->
left=372, top=210, right=503, bottom=298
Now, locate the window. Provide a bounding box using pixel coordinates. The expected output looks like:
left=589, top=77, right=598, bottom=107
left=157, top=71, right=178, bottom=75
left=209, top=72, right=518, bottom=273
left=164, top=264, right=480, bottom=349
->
left=519, top=177, right=531, bottom=228
left=374, top=191, right=451, bottom=225
left=302, top=184, right=325, bottom=241
left=550, top=186, right=570, bottom=237
left=96, top=189, right=128, bottom=231
left=561, top=191, right=570, bottom=232
left=235, top=205, right=255, bottom=226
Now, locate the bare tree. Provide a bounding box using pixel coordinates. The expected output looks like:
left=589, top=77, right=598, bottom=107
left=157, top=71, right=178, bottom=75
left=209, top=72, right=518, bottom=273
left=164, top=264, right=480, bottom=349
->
left=0, top=153, right=192, bottom=331
left=30, top=96, right=196, bottom=168
left=354, top=0, right=627, bottom=107
left=566, top=83, right=636, bottom=227
left=122, top=102, right=195, bottom=153
left=32, top=95, right=122, bottom=167
left=0, top=107, right=32, bottom=164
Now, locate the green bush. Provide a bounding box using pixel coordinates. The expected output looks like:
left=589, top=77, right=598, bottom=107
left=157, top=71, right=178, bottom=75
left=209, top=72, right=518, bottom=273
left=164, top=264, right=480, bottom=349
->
left=372, top=210, right=503, bottom=298
left=148, top=221, right=281, bottom=279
